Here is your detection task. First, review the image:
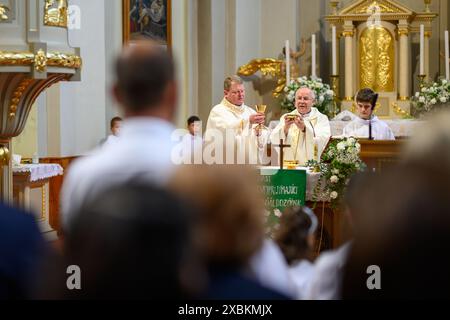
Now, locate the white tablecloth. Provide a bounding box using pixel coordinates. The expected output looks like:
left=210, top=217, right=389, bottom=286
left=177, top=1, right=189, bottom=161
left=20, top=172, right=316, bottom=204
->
left=269, top=119, right=423, bottom=138
left=13, top=163, right=64, bottom=182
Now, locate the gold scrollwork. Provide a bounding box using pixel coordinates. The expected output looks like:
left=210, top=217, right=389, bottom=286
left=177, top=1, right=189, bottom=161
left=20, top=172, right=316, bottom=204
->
left=9, top=78, right=34, bottom=119
left=0, top=51, right=82, bottom=69
left=44, top=0, right=68, bottom=28
left=34, top=49, right=48, bottom=72
left=48, top=52, right=82, bottom=69
left=0, top=4, right=10, bottom=21
left=353, top=1, right=396, bottom=14
left=359, top=26, right=394, bottom=92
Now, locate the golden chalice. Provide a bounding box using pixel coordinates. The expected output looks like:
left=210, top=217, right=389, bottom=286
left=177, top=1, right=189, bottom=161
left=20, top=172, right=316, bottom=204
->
left=255, top=104, right=267, bottom=130
left=255, top=105, right=268, bottom=149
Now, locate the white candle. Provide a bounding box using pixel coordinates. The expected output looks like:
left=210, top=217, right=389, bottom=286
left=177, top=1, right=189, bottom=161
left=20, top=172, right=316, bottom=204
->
left=445, top=30, right=450, bottom=80
left=312, top=34, right=317, bottom=78
left=285, top=40, right=290, bottom=85
left=420, top=24, right=424, bottom=75
left=332, top=26, right=337, bottom=75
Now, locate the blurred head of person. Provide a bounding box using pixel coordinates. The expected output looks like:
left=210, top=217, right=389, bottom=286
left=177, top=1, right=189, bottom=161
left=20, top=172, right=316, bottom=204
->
left=342, top=164, right=450, bottom=299
left=355, top=88, right=378, bottom=120
left=113, top=41, right=177, bottom=121
left=274, top=206, right=318, bottom=265
left=224, top=76, right=245, bottom=107
left=110, top=116, right=123, bottom=136
left=404, top=109, right=450, bottom=171
left=187, top=115, right=201, bottom=136
left=43, top=183, right=203, bottom=299
left=168, top=165, right=265, bottom=269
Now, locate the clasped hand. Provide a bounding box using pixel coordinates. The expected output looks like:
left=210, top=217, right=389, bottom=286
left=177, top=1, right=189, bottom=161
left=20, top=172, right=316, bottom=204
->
left=249, top=113, right=265, bottom=125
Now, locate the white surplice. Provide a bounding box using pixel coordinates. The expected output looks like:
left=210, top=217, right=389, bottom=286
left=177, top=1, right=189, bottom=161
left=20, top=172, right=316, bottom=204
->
left=270, top=107, right=331, bottom=166
left=205, top=98, right=269, bottom=164
left=343, top=116, right=395, bottom=140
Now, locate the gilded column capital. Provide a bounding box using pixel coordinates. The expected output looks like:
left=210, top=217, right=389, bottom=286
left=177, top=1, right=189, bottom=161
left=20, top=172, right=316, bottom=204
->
left=397, top=27, right=409, bottom=37
left=342, top=30, right=354, bottom=37
left=424, top=31, right=432, bottom=38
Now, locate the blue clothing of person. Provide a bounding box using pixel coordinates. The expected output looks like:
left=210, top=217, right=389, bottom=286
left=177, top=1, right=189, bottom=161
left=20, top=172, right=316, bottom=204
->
left=0, top=204, right=46, bottom=299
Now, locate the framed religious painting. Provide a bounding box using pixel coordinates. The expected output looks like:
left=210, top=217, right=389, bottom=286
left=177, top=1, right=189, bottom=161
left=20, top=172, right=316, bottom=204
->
left=122, top=0, right=172, bottom=50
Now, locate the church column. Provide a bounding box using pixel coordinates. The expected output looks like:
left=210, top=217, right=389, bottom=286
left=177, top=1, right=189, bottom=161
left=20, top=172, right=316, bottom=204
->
left=343, top=22, right=355, bottom=102
left=398, top=23, right=410, bottom=101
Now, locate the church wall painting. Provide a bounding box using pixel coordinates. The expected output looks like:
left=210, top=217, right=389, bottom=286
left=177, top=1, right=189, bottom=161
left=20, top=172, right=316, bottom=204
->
left=122, top=0, right=171, bottom=49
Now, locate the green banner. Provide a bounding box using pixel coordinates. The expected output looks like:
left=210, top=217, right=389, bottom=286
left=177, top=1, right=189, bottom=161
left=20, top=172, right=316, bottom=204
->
left=259, top=168, right=307, bottom=212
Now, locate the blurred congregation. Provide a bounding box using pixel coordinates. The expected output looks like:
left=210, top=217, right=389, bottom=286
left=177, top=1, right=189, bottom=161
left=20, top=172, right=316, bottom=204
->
left=2, top=41, right=450, bottom=300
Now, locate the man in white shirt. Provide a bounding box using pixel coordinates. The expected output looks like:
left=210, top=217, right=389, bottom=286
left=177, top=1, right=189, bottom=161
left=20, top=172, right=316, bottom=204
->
left=343, top=88, right=395, bottom=140
left=61, top=41, right=178, bottom=230
left=271, top=87, right=331, bottom=166
left=205, top=76, right=268, bottom=164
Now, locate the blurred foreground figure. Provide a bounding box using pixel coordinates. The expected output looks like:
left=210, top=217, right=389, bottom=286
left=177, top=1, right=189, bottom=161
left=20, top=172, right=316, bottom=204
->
left=169, top=165, right=289, bottom=300
left=342, top=110, right=450, bottom=299
left=0, top=204, right=47, bottom=299
left=274, top=206, right=318, bottom=299
left=41, top=184, right=202, bottom=299
left=62, top=40, right=178, bottom=229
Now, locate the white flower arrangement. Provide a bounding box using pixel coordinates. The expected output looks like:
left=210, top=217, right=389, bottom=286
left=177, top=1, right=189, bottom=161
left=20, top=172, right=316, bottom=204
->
left=307, top=137, right=366, bottom=208
left=281, top=76, right=335, bottom=117
left=412, top=78, right=450, bottom=114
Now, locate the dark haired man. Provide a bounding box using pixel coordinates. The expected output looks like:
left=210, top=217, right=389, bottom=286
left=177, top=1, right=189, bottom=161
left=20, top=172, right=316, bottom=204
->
left=343, top=88, right=395, bottom=140
left=62, top=41, right=178, bottom=229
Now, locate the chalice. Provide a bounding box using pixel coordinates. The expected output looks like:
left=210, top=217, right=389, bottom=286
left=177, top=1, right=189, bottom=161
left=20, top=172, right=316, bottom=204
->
left=255, top=104, right=268, bottom=149
left=255, top=104, right=267, bottom=130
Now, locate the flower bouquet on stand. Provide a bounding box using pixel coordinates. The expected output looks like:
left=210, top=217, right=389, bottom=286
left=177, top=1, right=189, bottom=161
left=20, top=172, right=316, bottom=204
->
left=306, top=137, right=366, bottom=209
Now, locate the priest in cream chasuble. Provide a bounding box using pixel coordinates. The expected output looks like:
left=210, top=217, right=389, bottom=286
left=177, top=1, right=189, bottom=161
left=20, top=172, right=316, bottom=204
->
left=271, top=87, right=331, bottom=166
left=205, top=76, right=268, bottom=164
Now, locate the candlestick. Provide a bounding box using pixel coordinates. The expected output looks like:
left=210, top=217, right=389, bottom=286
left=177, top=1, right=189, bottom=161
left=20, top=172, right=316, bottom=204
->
left=332, top=26, right=337, bottom=75
left=311, top=34, right=316, bottom=78
left=285, top=40, right=290, bottom=86
left=420, top=25, right=425, bottom=75
left=445, top=30, right=449, bottom=80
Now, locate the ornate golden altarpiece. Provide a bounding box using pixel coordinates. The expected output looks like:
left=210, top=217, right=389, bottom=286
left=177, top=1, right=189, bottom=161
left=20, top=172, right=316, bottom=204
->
left=326, top=0, right=437, bottom=118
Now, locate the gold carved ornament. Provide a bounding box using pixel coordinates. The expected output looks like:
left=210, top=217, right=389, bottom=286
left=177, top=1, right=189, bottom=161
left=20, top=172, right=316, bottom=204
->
left=238, top=59, right=284, bottom=98
left=353, top=1, right=396, bottom=14
left=237, top=40, right=306, bottom=98
left=0, top=51, right=82, bottom=70
left=359, top=26, right=394, bottom=92
left=34, top=49, right=48, bottom=73
left=9, top=78, right=34, bottom=119
left=44, top=0, right=68, bottom=28
left=0, top=4, right=9, bottom=21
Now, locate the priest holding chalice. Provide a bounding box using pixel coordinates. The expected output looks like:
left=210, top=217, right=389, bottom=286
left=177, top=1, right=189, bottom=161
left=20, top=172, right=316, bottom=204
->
left=271, top=87, right=331, bottom=167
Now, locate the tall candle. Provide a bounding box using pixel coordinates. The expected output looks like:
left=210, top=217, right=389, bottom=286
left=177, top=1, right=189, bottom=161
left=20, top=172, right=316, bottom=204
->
left=311, top=34, right=317, bottom=78
left=445, top=30, right=450, bottom=80
left=332, top=26, right=337, bottom=75
left=285, top=40, right=290, bottom=85
left=420, top=24, right=424, bottom=75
